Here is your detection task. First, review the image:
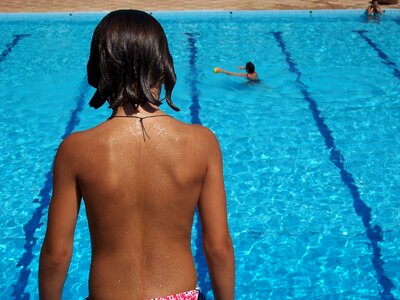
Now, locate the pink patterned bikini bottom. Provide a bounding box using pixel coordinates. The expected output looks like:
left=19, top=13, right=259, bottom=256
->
left=86, top=286, right=204, bottom=300
left=151, top=286, right=202, bottom=300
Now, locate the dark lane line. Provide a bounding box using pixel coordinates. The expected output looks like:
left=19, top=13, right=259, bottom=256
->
left=354, top=30, right=400, bottom=79
left=12, top=79, right=89, bottom=299
left=272, top=31, right=395, bottom=300
left=0, top=34, right=30, bottom=63
left=184, top=32, right=212, bottom=296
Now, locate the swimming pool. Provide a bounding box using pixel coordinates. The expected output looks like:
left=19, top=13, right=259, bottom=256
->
left=0, top=9, right=399, bottom=299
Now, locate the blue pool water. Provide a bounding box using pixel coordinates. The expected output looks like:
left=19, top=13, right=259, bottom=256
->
left=0, top=9, right=399, bottom=299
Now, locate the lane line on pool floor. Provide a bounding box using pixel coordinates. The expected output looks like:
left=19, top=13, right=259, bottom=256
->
left=271, top=31, right=396, bottom=300
left=0, top=34, right=30, bottom=63
left=354, top=30, right=400, bottom=79
left=12, top=79, right=89, bottom=299
left=184, top=32, right=212, bottom=296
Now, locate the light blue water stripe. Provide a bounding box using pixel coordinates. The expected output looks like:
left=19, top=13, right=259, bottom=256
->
left=0, top=34, right=30, bottom=63
left=354, top=30, right=400, bottom=79
left=184, top=32, right=212, bottom=297
left=12, top=78, right=90, bottom=299
left=272, top=31, right=396, bottom=300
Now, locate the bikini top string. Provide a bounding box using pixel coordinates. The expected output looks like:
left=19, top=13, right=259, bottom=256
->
left=112, top=115, right=172, bottom=141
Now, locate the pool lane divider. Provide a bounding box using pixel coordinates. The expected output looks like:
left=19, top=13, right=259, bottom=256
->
left=184, top=32, right=212, bottom=296
left=185, top=32, right=202, bottom=125
left=0, top=34, right=30, bottom=63
left=354, top=30, right=400, bottom=79
left=272, top=31, right=396, bottom=300
left=12, top=79, right=90, bottom=299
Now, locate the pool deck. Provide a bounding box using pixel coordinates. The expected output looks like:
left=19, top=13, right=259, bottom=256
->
left=1, top=0, right=399, bottom=13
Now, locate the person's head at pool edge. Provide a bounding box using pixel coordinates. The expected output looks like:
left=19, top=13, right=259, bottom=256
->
left=367, top=0, right=383, bottom=16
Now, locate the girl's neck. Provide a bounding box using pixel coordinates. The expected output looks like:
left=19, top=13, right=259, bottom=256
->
left=112, top=102, right=164, bottom=118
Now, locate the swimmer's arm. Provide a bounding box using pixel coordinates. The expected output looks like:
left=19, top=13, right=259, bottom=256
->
left=39, top=137, right=82, bottom=300
left=237, top=66, right=245, bottom=70
left=218, top=68, right=247, bottom=78
left=198, top=130, right=235, bottom=300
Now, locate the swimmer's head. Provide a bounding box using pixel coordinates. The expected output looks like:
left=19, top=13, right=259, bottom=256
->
left=246, top=62, right=255, bottom=74
left=87, top=9, right=179, bottom=111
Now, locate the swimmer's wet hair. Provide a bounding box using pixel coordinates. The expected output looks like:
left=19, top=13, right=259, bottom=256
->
left=87, top=9, right=179, bottom=111
left=246, top=62, right=255, bottom=74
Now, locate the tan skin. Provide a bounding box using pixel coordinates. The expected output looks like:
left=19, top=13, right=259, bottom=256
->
left=39, top=93, right=235, bottom=299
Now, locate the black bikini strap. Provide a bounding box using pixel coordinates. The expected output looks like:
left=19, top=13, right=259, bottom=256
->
left=112, top=115, right=172, bottom=141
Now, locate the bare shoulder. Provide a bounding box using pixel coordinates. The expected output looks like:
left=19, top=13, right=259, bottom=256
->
left=189, top=123, right=215, bottom=137
left=184, top=123, right=222, bottom=155
left=57, top=130, right=87, bottom=152
left=59, top=121, right=106, bottom=148
left=55, top=128, right=96, bottom=162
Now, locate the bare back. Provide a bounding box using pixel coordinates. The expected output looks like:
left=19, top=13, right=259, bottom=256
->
left=65, top=113, right=211, bottom=299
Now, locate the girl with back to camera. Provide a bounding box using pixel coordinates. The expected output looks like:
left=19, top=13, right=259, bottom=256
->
left=39, top=9, right=234, bottom=300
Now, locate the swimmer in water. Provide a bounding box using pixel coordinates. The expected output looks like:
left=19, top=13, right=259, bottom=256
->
left=215, top=62, right=259, bottom=81
left=367, top=0, right=383, bottom=16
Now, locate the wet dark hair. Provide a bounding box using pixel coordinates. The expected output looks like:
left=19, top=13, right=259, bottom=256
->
left=245, top=62, right=255, bottom=74
left=87, top=9, right=179, bottom=111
